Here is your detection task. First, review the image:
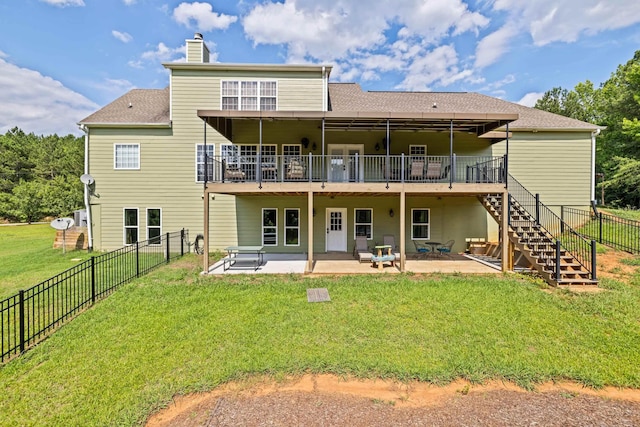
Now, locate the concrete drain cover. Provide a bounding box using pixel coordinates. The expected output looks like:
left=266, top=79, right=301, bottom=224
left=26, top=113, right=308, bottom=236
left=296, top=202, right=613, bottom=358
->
left=307, top=288, right=331, bottom=303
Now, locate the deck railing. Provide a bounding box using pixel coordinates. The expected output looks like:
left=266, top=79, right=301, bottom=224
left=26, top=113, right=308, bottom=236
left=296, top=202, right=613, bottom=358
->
left=205, top=154, right=506, bottom=185
left=1, top=229, right=190, bottom=363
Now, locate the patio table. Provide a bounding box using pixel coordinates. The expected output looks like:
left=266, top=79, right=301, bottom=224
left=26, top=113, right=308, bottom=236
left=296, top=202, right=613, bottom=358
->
left=372, top=244, right=395, bottom=270
left=223, top=246, right=264, bottom=271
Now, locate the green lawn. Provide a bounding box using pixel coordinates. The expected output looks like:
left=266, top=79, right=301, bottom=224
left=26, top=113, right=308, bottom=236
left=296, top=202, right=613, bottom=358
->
left=1, top=260, right=639, bottom=426
left=0, top=224, right=91, bottom=299
left=601, top=207, right=640, bottom=221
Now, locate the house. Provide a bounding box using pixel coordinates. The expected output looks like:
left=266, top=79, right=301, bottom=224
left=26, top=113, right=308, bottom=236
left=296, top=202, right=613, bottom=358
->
left=79, top=34, right=600, bottom=285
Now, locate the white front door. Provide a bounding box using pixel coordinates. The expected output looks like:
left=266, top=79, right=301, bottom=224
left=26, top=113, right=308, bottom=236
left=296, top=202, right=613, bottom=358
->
left=328, top=145, right=364, bottom=182
left=326, top=208, right=347, bottom=252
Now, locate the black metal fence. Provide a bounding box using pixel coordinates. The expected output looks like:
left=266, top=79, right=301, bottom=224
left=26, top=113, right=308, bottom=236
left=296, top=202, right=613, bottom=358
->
left=562, top=206, right=640, bottom=254
left=507, top=176, right=596, bottom=280
left=1, top=229, right=190, bottom=363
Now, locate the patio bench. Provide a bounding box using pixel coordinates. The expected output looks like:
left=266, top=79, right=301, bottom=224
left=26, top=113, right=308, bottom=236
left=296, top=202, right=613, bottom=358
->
left=223, top=246, right=264, bottom=271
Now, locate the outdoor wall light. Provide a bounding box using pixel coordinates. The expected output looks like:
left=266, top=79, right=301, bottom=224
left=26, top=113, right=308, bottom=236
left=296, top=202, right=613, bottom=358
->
left=375, top=142, right=381, bottom=151
left=389, top=208, right=394, bottom=218
left=312, top=142, right=317, bottom=151
left=301, top=137, right=310, bottom=149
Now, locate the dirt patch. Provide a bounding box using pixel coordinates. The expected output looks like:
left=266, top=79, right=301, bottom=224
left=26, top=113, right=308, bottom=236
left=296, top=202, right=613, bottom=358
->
left=597, top=250, right=638, bottom=280
left=146, top=374, right=640, bottom=427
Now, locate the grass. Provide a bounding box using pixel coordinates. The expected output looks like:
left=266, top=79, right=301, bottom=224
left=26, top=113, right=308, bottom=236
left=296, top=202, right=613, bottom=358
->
left=601, top=207, right=640, bottom=221
left=0, top=224, right=90, bottom=299
left=1, top=260, right=640, bottom=426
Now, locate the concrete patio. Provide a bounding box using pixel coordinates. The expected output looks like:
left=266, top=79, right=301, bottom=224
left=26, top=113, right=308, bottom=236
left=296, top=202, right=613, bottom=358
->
left=206, top=253, right=501, bottom=275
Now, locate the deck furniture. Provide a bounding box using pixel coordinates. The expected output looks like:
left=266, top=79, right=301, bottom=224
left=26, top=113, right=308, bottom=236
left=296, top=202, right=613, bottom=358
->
left=436, top=240, right=455, bottom=257
left=371, top=244, right=395, bottom=270
left=413, top=241, right=433, bottom=258
left=382, top=234, right=401, bottom=259
left=409, top=160, right=425, bottom=181
left=224, top=165, right=245, bottom=181
left=425, top=161, right=443, bottom=180
left=223, top=246, right=264, bottom=271
left=285, top=157, right=305, bottom=180
left=353, top=235, right=373, bottom=263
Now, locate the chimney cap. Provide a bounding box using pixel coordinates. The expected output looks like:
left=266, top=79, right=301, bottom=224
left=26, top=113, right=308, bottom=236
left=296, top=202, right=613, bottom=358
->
left=194, top=32, right=203, bottom=40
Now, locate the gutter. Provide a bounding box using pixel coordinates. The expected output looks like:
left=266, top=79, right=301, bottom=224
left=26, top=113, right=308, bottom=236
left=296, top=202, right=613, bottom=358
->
left=79, top=124, right=93, bottom=252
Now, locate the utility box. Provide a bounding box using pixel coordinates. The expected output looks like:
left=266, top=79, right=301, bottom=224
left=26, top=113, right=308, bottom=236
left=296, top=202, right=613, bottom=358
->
left=74, top=209, right=88, bottom=227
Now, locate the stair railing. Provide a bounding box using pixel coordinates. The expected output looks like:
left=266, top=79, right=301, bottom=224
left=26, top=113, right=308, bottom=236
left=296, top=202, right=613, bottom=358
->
left=507, top=175, right=596, bottom=281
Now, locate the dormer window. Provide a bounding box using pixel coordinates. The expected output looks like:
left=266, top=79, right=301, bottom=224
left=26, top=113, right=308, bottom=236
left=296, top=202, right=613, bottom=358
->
left=221, top=80, right=277, bottom=111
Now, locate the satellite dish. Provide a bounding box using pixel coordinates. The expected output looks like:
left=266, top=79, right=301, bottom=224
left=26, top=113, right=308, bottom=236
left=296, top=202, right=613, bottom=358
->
left=51, top=217, right=74, bottom=230
left=80, top=174, right=95, bottom=185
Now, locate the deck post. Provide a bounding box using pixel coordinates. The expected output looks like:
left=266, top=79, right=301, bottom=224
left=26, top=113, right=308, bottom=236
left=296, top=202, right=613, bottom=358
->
left=203, top=189, right=210, bottom=274
left=501, top=189, right=509, bottom=272
left=307, top=191, right=314, bottom=273
left=400, top=189, right=406, bottom=272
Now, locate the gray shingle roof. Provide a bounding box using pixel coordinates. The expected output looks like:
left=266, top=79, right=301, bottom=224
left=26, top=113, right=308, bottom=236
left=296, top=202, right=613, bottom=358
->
left=328, top=83, right=599, bottom=131
left=79, top=87, right=170, bottom=125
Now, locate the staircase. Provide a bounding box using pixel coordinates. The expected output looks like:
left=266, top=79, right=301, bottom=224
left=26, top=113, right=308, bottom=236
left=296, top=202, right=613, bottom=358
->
left=480, top=193, right=597, bottom=287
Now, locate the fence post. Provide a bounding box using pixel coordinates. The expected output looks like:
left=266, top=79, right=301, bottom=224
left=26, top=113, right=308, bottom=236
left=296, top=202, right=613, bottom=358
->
left=136, top=241, right=140, bottom=278
left=91, top=256, right=96, bottom=304
left=591, top=240, right=597, bottom=281
left=180, top=229, right=185, bottom=256
left=535, top=193, right=540, bottom=226
left=599, top=212, right=603, bottom=243
left=560, top=206, right=565, bottom=233
left=555, top=240, right=562, bottom=282
left=166, top=232, right=170, bottom=263
left=308, top=152, right=312, bottom=183
left=507, top=194, right=511, bottom=227
left=19, top=290, right=25, bottom=353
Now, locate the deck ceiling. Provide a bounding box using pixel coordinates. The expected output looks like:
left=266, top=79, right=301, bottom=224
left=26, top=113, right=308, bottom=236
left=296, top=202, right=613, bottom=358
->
left=197, top=110, right=518, bottom=141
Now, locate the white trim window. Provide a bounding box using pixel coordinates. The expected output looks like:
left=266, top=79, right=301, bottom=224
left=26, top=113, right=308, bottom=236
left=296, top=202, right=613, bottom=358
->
left=123, top=208, right=139, bottom=245
left=221, top=80, right=277, bottom=111
left=146, top=208, right=162, bottom=245
left=196, top=144, right=215, bottom=182
left=114, top=144, right=140, bottom=170
left=411, top=208, right=430, bottom=240
left=409, top=145, right=427, bottom=156
left=283, top=144, right=301, bottom=157
left=354, top=208, right=373, bottom=239
left=262, top=208, right=277, bottom=246
left=284, top=208, right=300, bottom=246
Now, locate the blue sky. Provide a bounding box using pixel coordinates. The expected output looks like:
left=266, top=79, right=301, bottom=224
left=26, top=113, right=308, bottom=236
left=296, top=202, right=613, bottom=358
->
left=1, top=0, right=640, bottom=135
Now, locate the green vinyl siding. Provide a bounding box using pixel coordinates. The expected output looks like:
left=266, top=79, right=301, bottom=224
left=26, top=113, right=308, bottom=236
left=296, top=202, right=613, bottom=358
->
left=493, top=131, right=592, bottom=207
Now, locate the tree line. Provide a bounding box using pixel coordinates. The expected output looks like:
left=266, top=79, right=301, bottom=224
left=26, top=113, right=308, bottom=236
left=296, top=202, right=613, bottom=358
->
left=0, top=127, right=84, bottom=223
left=534, top=50, right=640, bottom=208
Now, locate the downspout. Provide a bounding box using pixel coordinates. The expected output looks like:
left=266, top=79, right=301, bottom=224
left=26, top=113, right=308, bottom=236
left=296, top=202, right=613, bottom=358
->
left=591, top=128, right=601, bottom=202
left=79, top=124, right=93, bottom=252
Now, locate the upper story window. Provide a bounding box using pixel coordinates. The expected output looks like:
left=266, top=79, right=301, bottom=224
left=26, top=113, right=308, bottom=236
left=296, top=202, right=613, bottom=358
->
left=221, top=80, right=277, bottom=111
left=114, top=144, right=140, bottom=170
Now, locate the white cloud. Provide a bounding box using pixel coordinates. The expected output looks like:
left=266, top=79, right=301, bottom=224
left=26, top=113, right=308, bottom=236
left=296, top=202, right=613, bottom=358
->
left=140, top=42, right=185, bottom=63
left=397, top=45, right=470, bottom=91
left=123, top=0, right=136, bottom=4
left=474, top=24, right=517, bottom=68
left=112, top=30, right=133, bottom=43
left=173, top=2, right=238, bottom=31
left=517, top=92, right=544, bottom=107
left=0, top=58, right=98, bottom=135
left=93, top=78, right=136, bottom=95
left=0, top=50, right=7, bottom=59
left=39, top=0, right=84, bottom=6
left=492, top=0, right=640, bottom=46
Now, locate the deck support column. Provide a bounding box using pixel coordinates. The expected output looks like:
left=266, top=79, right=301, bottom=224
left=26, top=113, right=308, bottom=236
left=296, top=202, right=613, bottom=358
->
left=400, top=189, right=406, bottom=272
left=203, top=189, right=210, bottom=274
left=307, top=191, right=314, bottom=272
left=501, top=189, right=509, bottom=272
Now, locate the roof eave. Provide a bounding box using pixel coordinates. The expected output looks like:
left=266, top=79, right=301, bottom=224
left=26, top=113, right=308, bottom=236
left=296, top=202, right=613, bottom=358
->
left=78, top=122, right=172, bottom=129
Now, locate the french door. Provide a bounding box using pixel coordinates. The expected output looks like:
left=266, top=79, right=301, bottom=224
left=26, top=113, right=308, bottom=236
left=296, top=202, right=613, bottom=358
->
left=327, top=145, right=364, bottom=182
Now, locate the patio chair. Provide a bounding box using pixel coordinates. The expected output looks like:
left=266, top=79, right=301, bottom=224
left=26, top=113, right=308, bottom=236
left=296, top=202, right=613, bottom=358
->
left=436, top=239, right=455, bottom=257
left=409, top=160, right=425, bottom=181
left=383, top=234, right=401, bottom=259
left=413, top=241, right=432, bottom=258
left=285, top=157, right=305, bottom=180
left=224, top=164, right=245, bottom=181
left=425, top=161, right=442, bottom=181
left=353, top=235, right=373, bottom=263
